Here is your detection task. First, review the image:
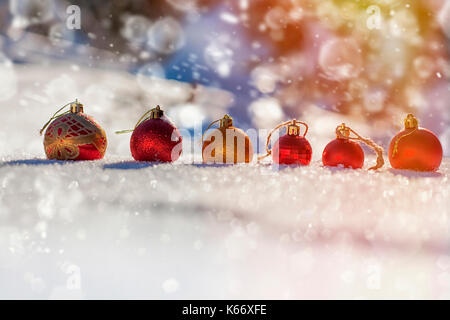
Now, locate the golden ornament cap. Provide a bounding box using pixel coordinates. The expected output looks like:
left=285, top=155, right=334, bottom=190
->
left=404, top=114, right=418, bottom=130
left=336, top=123, right=350, bottom=139
left=150, top=105, right=164, bottom=119
left=287, top=119, right=301, bottom=136
left=219, top=114, right=233, bottom=128
left=70, top=100, right=84, bottom=113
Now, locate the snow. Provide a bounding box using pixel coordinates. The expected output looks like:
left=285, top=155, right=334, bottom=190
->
left=0, top=155, right=449, bottom=299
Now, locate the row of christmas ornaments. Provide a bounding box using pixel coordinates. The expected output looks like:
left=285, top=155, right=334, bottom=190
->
left=40, top=100, right=443, bottom=172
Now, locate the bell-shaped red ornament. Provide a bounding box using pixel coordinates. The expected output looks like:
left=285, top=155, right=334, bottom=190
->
left=388, top=114, right=443, bottom=171
left=40, top=100, right=107, bottom=161
left=322, top=123, right=384, bottom=170
left=202, top=114, right=253, bottom=164
left=260, top=119, right=312, bottom=165
left=117, top=105, right=182, bottom=162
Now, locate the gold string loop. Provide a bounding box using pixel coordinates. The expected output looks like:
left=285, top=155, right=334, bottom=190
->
left=201, top=119, right=221, bottom=145
left=392, top=114, right=419, bottom=157
left=39, top=100, right=79, bottom=135
left=257, top=119, right=309, bottom=161
left=392, top=128, right=417, bottom=157
left=200, top=114, right=233, bottom=145
left=115, top=105, right=163, bottom=134
left=336, top=123, right=384, bottom=170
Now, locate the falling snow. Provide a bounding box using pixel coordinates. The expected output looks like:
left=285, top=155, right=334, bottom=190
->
left=1, top=0, right=450, bottom=299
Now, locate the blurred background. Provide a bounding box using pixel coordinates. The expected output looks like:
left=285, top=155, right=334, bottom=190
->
left=0, top=0, right=449, bottom=158
left=1, top=1, right=450, bottom=300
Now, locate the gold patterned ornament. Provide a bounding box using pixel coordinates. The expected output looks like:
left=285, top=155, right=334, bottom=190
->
left=202, top=115, right=253, bottom=164
left=40, top=100, right=107, bottom=161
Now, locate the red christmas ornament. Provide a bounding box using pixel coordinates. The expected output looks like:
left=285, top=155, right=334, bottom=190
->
left=323, top=141, right=364, bottom=169
left=40, top=100, right=107, bottom=161
left=117, top=106, right=182, bottom=162
left=388, top=114, right=443, bottom=172
left=322, top=123, right=384, bottom=170
left=260, top=119, right=312, bottom=165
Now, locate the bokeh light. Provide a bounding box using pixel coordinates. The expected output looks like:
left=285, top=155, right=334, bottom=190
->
left=0, top=0, right=448, bottom=156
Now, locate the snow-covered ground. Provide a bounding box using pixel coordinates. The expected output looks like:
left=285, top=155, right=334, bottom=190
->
left=0, top=64, right=449, bottom=299
left=0, top=156, right=449, bottom=299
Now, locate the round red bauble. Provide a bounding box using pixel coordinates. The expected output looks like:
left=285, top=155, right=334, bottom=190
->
left=130, top=117, right=182, bottom=162
left=272, top=134, right=312, bottom=165
left=322, top=138, right=364, bottom=169
left=43, top=102, right=107, bottom=161
left=388, top=127, right=442, bottom=172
